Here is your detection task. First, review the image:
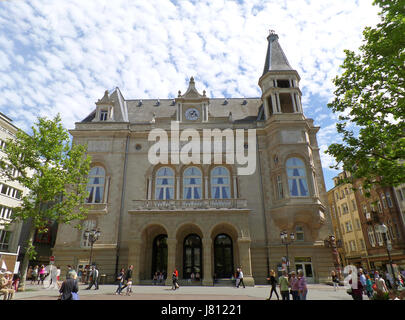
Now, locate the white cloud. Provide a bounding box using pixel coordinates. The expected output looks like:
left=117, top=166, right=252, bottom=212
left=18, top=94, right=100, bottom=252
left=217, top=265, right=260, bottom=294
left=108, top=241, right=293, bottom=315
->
left=0, top=0, right=380, bottom=189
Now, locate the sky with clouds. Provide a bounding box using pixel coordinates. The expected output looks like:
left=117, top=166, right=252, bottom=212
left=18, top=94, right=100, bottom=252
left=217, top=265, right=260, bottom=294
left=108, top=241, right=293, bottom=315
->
left=0, top=0, right=381, bottom=190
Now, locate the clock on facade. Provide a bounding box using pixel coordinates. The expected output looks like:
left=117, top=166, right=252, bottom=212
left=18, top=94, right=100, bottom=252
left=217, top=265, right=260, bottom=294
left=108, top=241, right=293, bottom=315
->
left=185, top=108, right=200, bottom=121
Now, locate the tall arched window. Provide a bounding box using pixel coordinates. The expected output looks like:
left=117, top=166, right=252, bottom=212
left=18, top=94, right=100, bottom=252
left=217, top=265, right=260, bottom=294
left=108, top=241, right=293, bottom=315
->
left=86, top=166, right=105, bottom=203
left=367, top=226, right=376, bottom=247
left=211, top=167, right=230, bottom=199
left=286, top=158, right=309, bottom=197
left=183, top=167, right=202, bottom=199
left=155, top=167, right=175, bottom=200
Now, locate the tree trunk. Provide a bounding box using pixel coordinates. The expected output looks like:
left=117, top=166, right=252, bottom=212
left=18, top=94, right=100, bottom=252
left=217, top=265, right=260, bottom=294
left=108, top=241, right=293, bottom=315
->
left=18, top=224, right=36, bottom=292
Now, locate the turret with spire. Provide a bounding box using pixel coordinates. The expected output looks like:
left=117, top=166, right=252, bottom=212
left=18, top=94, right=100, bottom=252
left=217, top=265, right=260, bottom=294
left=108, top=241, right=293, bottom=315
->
left=258, top=30, right=303, bottom=120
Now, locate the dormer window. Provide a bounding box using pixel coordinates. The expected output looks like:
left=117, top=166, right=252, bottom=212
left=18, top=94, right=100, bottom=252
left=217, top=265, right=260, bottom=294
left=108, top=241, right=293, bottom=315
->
left=100, top=110, right=108, bottom=121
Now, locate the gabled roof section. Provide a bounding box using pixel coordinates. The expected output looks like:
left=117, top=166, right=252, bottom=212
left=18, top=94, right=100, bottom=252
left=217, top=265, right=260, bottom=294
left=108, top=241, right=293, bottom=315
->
left=176, top=77, right=209, bottom=103
left=262, top=30, right=293, bottom=76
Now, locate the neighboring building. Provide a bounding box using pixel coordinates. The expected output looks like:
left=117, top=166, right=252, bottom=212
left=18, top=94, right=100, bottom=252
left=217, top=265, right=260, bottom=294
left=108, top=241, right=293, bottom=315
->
left=53, top=31, right=335, bottom=285
left=353, top=179, right=405, bottom=274
left=327, top=170, right=405, bottom=275
left=327, top=172, right=369, bottom=268
left=0, top=112, right=30, bottom=255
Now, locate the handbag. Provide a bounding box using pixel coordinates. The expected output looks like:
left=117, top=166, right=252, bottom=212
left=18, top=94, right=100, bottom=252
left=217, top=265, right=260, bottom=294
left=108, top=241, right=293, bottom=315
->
left=71, top=292, right=79, bottom=300
left=346, top=287, right=353, bottom=295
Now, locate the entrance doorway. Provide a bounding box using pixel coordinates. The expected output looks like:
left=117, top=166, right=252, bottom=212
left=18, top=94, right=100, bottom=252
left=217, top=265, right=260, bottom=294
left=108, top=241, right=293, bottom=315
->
left=183, top=234, right=202, bottom=279
left=151, top=234, right=168, bottom=278
left=214, top=234, right=234, bottom=278
left=295, top=257, right=314, bottom=283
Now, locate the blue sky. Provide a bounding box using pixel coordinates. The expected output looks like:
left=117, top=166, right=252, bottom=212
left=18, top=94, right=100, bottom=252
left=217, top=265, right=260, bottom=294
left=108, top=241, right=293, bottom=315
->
left=0, top=0, right=380, bottom=191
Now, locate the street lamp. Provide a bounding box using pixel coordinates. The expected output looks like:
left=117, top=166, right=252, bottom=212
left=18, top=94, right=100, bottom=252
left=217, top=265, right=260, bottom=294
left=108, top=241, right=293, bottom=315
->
left=280, top=231, right=295, bottom=273
left=83, top=228, right=101, bottom=283
left=378, top=223, right=395, bottom=283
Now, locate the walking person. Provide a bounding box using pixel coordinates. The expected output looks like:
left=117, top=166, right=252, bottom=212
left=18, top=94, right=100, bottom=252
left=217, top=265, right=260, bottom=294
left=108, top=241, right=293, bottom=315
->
left=115, top=268, right=125, bottom=295
left=349, top=272, right=364, bottom=301
left=172, top=268, right=180, bottom=290
left=375, top=271, right=389, bottom=293
left=289, top=271, right=300, bottom=300
left=365, top=274, right=374, bottom=298
left=279, top=270, right=290, bottom=300
left=237, top=267, right=246, bottom=288
left=235, top=268, right=240, bottom=288
left=85, top=266, right=99, bottom=290
left=31, top=265, right=38, bottom=284
left=266, top=270, right=279, bottom=300
left=38, top=265, right=46, bottom=285
left=331, top=270, right=339, bottom=291
left=121, top=265, right=134, bottom=293
left=59, top=271, right=79, bottom=300
left=298, top=270, right=308, bottom=300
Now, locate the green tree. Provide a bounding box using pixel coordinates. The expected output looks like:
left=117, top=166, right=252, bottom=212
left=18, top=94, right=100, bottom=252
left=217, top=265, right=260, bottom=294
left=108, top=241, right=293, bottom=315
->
left=0, top=114, right=91, bottom=290
left=326, top=0, right=405, bottom=191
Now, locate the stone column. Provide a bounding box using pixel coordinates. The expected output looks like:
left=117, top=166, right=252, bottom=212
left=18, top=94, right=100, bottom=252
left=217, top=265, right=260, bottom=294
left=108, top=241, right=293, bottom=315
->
left=276, top=93, right=281, bottom=113
left=176, top=177, right=180, bottom=200
left=202, top=238, right=213, bottom=286
left=237, top=238, right=255, bottom=286
left=204, top=176, right=209, bottom=199
left=233, top=176, right=238, bottom=199
left=291, top=92, right=297, bottom=112
left=271, top=94, right=278, bottom=114
left=128, top=238, right=142, bottom=284
left=148, top=177, right=152, bottom=200
left=165, top=238, right=177, bottom=286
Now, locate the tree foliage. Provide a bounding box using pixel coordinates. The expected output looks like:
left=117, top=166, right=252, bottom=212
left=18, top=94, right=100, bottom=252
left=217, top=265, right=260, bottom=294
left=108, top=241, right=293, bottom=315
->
left=326, top=0, right=405, bottom=190
left=0, top=114, right=91, bottom=288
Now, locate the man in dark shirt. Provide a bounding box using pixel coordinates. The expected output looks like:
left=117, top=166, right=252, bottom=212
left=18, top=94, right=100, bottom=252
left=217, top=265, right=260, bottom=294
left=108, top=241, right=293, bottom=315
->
left=121, top=265, right=134, bottom=292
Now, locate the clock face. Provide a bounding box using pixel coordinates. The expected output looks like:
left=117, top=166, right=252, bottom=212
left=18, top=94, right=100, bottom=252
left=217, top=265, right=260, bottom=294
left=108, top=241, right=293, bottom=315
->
left=185, top=108, right=200, bottom=121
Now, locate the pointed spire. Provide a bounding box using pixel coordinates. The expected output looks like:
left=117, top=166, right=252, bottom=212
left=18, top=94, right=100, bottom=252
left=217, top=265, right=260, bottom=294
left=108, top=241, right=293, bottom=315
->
left=262, top=30, right=293, bottom=76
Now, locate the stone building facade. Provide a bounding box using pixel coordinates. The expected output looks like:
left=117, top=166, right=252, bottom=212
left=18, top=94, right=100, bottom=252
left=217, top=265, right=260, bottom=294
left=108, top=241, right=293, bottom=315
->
left=53, top=31, right=334, bottom=285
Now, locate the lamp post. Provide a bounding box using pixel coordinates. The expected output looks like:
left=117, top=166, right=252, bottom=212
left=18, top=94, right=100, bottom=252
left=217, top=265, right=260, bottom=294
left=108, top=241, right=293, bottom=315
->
left=280, top=231, right=294, bottom=273
left=83, top=228, right=101, bottom=283
left=378, top=223, right=394, bottom=282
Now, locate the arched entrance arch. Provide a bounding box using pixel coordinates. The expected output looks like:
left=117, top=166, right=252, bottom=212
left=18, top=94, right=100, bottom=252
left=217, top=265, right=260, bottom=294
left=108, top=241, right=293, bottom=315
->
left=151, top=234, right=168, bottom=278
left=183, top=233, right=202, bottom=279
left=214, top=233, right=234, bottom=278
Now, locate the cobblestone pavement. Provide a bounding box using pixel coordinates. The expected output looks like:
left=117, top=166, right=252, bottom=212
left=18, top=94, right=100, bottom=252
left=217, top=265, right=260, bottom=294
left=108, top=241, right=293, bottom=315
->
left=11, top=283, right=362, bottom=300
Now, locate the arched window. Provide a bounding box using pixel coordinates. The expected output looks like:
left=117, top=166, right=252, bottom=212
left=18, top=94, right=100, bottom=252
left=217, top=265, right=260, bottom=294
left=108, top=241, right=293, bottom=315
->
left=86, top=166, right=105, bottom=203
left=155, top=167, right=175, bottom=200
left=286, top=158, right=309, bottom=197
left=211, top=167, right=231, bottom=199
left=183, top=167, right=202, bottom=199
left=367, top=226, right=376, bottom=247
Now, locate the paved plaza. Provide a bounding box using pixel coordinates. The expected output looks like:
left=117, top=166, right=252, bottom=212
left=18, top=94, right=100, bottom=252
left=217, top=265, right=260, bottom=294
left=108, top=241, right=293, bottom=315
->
left=11, top=283, right=362, bottom=300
